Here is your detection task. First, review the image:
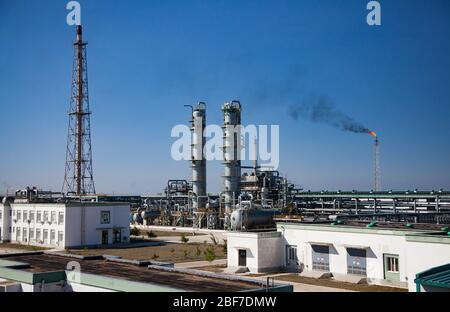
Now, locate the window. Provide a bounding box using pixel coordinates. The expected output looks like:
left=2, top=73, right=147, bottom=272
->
left=16, top=228, right=21, bottom=240
left=23, top=211, right=28, bottom=222
left=16, top=210, right=21, bottom=221
left=44, top=211, right=49, bottom=222
left=43, top=229, right=48, bottom=243
left=50, top=230, right=55, bottom=244
left=36, top=229, right=41, bottom=242
left=23, top=228, right=27, bottom=242
left=37, top=211, right=42, bottom=223
left=30, top=229, right=35, bottom=240
left=51, top=211, right=56, bottom=223
left=100, top=211, right=111, bottom=224
left=386, top=256, right=399, bottom=273
left=0, top=211, right=2, bottom=220
left=30, top=211, right=35, bottom=223
left=58, top=212, right=64, bottom=225
left=58, top=231, right=64, bottom=244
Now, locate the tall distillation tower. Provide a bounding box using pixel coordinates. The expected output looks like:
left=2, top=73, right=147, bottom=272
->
left=222, top=101, right=242, bottom=217
left=62, top=25, right=96, bottom=196
left=186, top=102, right=207, bottom=210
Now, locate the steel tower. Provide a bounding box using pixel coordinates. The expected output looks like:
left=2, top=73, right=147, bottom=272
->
left=373, top=137, right=381, bottom=192
left=62, top=25, right=95, bottom=196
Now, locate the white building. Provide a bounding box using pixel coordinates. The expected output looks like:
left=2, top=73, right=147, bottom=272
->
left=227, top=221, right=450, bottom=291
left=1, top=197, right=130, bottom=249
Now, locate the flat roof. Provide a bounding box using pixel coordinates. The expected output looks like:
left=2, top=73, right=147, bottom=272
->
left=2, top=254, right=259, bottom=292
left=10, top=202, right=129, bottom=207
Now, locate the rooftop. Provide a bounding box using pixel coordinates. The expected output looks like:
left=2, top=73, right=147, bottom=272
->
left=0, top=253, right=269, bottom=292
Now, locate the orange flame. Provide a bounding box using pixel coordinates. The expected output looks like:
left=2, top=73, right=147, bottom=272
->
left=369, top=131, right=377, bottom=137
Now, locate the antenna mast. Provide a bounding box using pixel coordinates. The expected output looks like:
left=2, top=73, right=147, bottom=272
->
left=63, top=25, right=96, bottom=196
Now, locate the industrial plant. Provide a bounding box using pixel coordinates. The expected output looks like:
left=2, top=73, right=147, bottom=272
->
left=1, top=21, right=449, bottom=294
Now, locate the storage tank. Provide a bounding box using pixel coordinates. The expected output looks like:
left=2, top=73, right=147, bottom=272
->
left=230, top=208, right=276, bottom=231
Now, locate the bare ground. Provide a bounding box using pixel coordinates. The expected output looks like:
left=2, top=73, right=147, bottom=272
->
left=0, top=243, right=50, bottom=252
left=275, top=274, right=408, bottom=292
left=68, top=242, right=226, bottom=263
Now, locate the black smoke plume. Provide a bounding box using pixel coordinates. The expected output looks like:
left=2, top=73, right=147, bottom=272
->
left=288, top=96, right=370, bottom=134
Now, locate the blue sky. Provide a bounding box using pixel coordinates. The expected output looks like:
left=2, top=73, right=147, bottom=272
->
left=1, top=0, right=449, bottom=195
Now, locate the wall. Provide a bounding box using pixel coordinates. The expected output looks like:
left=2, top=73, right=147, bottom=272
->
left=6, top=202, right=130, bottom=249
left=227, top=223, right=450, bottom=291
left=279, top=224, right=408, bottom=285
left=405, top=237, right=450, bottom=292
left=227, top=232, right=282, bottom=273
left=0, top=202, right=11, bottom=241
left=9, top=203, right=66, bottom=248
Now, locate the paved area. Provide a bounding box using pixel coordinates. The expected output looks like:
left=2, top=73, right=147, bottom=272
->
left=175, top=259, right=227, bottom=269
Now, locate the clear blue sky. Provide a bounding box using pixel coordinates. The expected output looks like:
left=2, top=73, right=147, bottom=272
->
left=1, top=0, right=449, bottom=195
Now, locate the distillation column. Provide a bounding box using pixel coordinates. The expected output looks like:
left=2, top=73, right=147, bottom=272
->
left=222, top=101, right=242, bottom=217
left=190, top=102, right=207, bottom=210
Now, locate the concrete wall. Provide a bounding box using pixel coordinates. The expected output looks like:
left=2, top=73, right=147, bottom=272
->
left=10, top=203, right=66, bottom=248
left=226, top=224, right=450, bottom=291
left=405, top=239, right=450, bottom=292
left=227, top=232, right=282, bottom=273
left=0, top=203, right=10, bottom=241
left=280, top=224, right=408, bottom=285
left=6, top=202, right=130, bottom=249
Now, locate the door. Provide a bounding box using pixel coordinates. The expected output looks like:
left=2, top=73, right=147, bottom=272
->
left=347, top=248, right=367, bottom=275
left=286, top=245, right=298, bottom=268
left=312, top=245, right=330, bottom=271
left=101, top=230, right=109, bottom=245
left=238, top=249, right=247, bottom=266
left=384, top=254, right=400, bottom=282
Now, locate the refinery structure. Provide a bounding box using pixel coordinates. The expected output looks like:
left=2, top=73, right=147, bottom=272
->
left=1, top=23, right=450, bottom=293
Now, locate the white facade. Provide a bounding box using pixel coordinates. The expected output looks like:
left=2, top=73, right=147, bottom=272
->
left=227, top=222, right=450, bottom=291
left=0, top=201, right=130, bottom=249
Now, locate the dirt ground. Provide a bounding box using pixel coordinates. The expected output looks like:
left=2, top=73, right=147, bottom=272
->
left=139, top=230, right=208, bottom=238
left=191, top=264, right=227, bottom=273
left=276, top=274, right=408, bottom=292
left=68, top=242, right=226, bottom=263
left=0, top=243, right=50, bottom=251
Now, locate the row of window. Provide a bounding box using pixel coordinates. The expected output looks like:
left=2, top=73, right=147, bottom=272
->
left=12, top=210, right=64, bottom=225
left=13, top=226, right=64, bottom=245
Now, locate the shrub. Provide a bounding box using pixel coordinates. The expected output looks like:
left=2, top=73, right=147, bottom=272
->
left=180, top=234, right=189, bottom=244
left=152, top=253, right=159, bottom=260
left=183, top=249, right=189, bottom=259
left=196, top=246, right=202, bottom=257
left=204, top=246, right=216, bottom=263
left=147, top=231, right=157, bottom=238
left=130, top=227, right=141, bottom=236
